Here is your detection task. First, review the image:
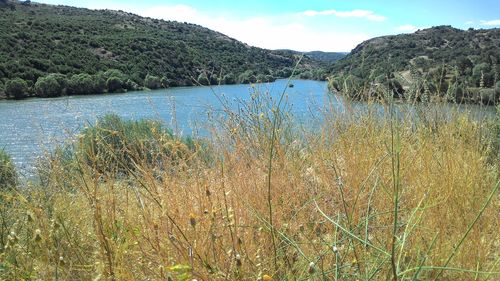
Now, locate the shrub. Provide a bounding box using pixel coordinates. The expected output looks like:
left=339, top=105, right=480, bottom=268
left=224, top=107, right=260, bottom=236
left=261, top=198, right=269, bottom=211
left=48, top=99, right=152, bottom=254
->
left=0, top=149, right=17, bottom=189
left=144, top=74, right=161, bottom=89
left=106, top=76, right=125, bottom=93
left=77, top=114, right=197, bottom=175
left=478, top=88, right=496, bottom=105
left=67, top=73, right=103, bottom=95
left=222, top=73, right=235, bottom=84
left=5, top=78, right=29, bottom=99
left=34, top=73, right=67, bottom=97
left=238, top=70, right=256, bottom=84
left=197, top=73, right=210, bottom=86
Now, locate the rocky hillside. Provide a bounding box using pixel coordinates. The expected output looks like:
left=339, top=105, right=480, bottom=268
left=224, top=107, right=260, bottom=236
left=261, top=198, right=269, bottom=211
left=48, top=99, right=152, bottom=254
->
left=329, top=26, right=500, bottom=104
left=0, top=1, right=319, bottom=99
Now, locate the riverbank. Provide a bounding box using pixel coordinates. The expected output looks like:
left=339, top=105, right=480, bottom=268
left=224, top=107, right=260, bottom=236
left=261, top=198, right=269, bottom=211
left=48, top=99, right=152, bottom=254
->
left=1, top=95, right=498, bottom=280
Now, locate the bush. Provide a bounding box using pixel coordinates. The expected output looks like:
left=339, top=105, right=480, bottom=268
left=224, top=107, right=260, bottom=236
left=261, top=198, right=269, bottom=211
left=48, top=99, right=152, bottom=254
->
left=77, top=114, right=196, bottom=175
left=34, top=73, right=67, bottom=97
left=478, top=89, right=496, bottom=105
left=223, top=73, right=235, bottom=84
left=67, top=73, right=104, bottom=95
left=0, top=150, right=17, bottom=189
left=144, top=74, right=161, bottom=89
left=197, top=73, right=210, bottom=86
left=238, top=70, right=256, bottom=84
left=5, top=78, right=29, bottom=99
left=106, top=76, right=125, bottom=93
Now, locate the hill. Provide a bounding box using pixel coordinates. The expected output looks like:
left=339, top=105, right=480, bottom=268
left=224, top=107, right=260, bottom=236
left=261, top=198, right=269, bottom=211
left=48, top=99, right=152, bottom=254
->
left=304, top=51, right=348, bottom=64
left=329, top=26, right=500, bottom=104
left=274, top=50, right=347, bottom=64
left=0, top=1, right=320, bottom=99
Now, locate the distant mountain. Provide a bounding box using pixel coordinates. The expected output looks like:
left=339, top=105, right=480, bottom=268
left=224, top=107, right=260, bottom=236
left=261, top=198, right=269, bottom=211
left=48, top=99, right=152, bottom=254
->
left=304, top=51, right=348, bottom=64
left=0, top=1, right=320, bottom=99
left=329, top=26, right=500, bottom=104
left=274, top=50, right=347, bottom=64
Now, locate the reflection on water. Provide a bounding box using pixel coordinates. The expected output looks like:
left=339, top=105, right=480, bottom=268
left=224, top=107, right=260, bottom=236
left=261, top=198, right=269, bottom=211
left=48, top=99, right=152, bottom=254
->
left=0, top=79, right=495, bottom=175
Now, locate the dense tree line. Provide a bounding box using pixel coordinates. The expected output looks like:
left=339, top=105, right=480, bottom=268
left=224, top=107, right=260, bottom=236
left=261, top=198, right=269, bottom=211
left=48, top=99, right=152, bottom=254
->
left=0, top=1, right=322, bottom=99
left=329, top=26, right=500, bottom=104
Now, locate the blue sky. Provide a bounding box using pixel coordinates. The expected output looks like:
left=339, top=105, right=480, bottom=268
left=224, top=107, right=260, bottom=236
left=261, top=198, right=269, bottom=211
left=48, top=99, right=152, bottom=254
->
left=37, top=0, right=500, bottom=52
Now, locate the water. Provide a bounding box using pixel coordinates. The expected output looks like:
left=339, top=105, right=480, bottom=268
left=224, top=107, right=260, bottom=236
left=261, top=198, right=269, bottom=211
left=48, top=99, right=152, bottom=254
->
left=0, top=80, right=333, bottom=172
left=0, top=79, right=495, bottom=174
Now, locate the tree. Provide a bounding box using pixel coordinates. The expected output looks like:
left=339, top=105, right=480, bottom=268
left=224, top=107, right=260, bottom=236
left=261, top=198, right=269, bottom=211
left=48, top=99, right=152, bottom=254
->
left=144, top=74, right=161, bottom=89
left=472, top=63, right=493, bottom=87
left=67, top=73, right=104, bottom=95
left=457, top=57, right=473, bottom=76
left=197, top=73, right=210, bottom=86
left=34, top=73, right=67, bottom=97
left=223, top=73, right=235, bottom=84
left=5, top=78, right=29, bottom=99
left=106, top=76, right=124, bottom=93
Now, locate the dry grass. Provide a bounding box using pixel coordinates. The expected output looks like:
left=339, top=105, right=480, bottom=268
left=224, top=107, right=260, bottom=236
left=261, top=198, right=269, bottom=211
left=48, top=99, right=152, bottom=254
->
left=0, top=92, right=498, bottom=280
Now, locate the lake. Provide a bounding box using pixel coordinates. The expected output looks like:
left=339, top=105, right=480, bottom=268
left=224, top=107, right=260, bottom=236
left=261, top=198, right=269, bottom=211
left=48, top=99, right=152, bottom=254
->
left=0, top=79, right=495, bottom=175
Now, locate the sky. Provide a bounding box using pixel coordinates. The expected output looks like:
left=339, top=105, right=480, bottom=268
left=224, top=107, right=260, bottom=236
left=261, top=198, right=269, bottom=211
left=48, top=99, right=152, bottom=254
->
left=37, top=0, right=500, bottom=52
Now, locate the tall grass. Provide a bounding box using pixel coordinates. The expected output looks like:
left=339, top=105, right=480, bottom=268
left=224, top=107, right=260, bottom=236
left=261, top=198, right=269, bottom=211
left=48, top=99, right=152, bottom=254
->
left=0, top=91, right=498, bottom=280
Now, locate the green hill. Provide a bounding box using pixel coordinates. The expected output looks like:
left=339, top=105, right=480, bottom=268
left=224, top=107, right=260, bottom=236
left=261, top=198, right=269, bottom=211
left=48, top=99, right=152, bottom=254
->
left=274, top=50, right=347, bottom=64
left=0, top=1, right=319, bottom=99
left=304, top=51, right=348, bottom=64
left=329, top=26, right=500, bottom=104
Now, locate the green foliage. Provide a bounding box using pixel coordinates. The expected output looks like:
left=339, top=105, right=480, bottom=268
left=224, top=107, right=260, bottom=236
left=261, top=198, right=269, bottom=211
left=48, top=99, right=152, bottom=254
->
left=197, top=73, right=210, bottom=86
left=34, top=73, right=66, bottom=97
left=0, top=149, right=17, bottom=189
left=329, top=26, right=500, bottom=104
left=472, top=63, right=493, bottom=87
left=144, top=74, right=161, bottom=89
left=76, top=114, right=196, bottom=175
left=222, top=73, right=235, bottom=84
left=106, top=76, right=125, bottom=93
left=0, top=2, right=320, bottom=99
left=67, top=73, right=104, bottom=95
left=5, top=78, right=29, bottom=99
left=238, top=70, right=256, bottom=84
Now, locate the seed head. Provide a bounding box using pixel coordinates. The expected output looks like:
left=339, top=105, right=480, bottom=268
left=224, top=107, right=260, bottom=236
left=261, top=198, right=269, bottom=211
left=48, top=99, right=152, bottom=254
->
left=308, top=261, right=316, bottom=274
left=27, top=212, right=34, bottom=222
left=332, top=245, right=338, bottom=253
left=235, top=254, right=242, bottom=267
left=262, top=274, right=273, bottom=281
left=189, top=213, right=197, bottom=227
left=34, top=229, right=42, bottom=242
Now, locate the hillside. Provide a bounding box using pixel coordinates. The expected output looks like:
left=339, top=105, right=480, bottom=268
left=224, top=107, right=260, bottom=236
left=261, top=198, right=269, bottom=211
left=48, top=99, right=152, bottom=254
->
left=274, top=50, right=347, bottom=64
left=0, top=1, right=319, bottom=99
left=329, top=26, right=500, bottom=104
left=305, top=51, right=348, bottom=64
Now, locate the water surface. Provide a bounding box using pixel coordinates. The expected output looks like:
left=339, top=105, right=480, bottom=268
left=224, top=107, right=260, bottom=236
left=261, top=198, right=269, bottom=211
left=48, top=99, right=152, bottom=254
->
left=0, top=79, right=495, bottom=174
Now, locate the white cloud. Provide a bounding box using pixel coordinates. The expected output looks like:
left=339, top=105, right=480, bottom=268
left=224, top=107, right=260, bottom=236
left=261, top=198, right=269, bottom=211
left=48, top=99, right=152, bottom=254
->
left=465, top=20, right=474, bottom=25
left=479, top=19, right=500, bottom=26
left=396, top=24, right=426, bottom=33
left=302, top=9, right=386, bottom=22
left=81, top=3, right=367, bottom=51
left=37, top=1, right=370, bottom=51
